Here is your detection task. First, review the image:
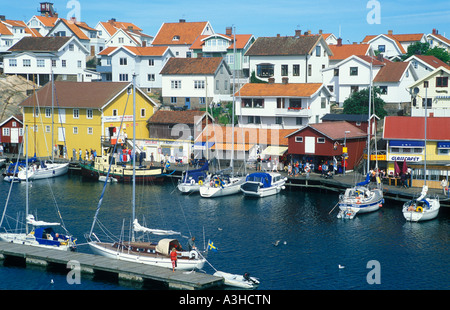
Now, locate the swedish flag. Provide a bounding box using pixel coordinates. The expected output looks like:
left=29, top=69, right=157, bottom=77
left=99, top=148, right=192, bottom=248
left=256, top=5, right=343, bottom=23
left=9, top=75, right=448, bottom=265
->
left=207, top=240, right=218, bottom=252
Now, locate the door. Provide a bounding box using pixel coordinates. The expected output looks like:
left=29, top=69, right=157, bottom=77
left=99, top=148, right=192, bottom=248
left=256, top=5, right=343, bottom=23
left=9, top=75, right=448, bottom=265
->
left=58, top=108, right=66, bottom=124
left=10, top=128, right=19, bottom=144
left=58, top=127, right=66, bottom=142
left=305, top=136, right=315, bottom=154
left=185, top=97, right=191, bottom=110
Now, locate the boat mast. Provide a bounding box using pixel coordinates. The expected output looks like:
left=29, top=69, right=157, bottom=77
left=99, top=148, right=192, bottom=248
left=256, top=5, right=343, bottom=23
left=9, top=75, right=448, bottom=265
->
left=424, top=85, right=428, bottom=186
left=25, top=126, right=29, bottom=234
left=367, top=58, right=373, bottom=175
left=231, top=26, right=236, bottom=176
left=132, top=74, right=136, bottom=242
left=51, top=69, right=54, bottom=162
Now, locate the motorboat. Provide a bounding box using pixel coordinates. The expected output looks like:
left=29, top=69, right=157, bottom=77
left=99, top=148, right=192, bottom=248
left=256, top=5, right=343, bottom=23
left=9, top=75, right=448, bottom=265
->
left=200, top=174, right=245, bottom=198
left=240, top=172, right=286, bottom=197
left=213, top=271, right=259, bottom=289
left=402, top=186, right=440, bottom=222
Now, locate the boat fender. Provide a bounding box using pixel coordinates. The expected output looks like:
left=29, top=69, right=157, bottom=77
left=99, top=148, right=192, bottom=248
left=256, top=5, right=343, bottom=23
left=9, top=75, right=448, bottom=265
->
left=198, top=180, right=203, bottom=186
left=190, top=179, right=195, bottom=185
left=189, top=250, right=198, bottom=259
left=416, top=206, right=423, bottom=213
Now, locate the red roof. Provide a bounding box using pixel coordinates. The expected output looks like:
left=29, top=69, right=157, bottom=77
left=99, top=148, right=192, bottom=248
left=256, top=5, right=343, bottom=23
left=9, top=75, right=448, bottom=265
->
left=287, top=121, right=366, bottom=140
left=383, top=116, right=450, bottom=141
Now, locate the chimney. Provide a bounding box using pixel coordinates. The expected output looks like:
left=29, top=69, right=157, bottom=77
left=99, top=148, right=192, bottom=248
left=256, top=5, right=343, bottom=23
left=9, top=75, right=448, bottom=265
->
left=337, top=38, right=342, bottom=47
left=179, top=19, right=186, bottom=23
left=377, top=53, right=384, bottom=62
left=109, top=18, right=116, bottom=25
left=295, top=29, right=302, bottom=38
left=226, top=27, right=232, bottom=36
left=277, top=34, right=280, bottom=37
left=282, top=77, right=289, bottom=85
left=127, top=25, right=134, bottom=32
left=0, top=15, right=5, bottom=21
left=307, top=30, right=311, bottom=35
left=388, top=30, right=393, bottom=35
left=319, top=29, right=323, bottom=34
left=432, top=28, right=437, bottom=35
left=268, top=77, right=275, bottom=84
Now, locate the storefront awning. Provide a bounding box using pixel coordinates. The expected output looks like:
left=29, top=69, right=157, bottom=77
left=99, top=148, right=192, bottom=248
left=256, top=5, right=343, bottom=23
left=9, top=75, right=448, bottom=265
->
left=261, top=146, right=288, bottom=156
left=389, top=140, right=425, bottom=147
left=437, top=142, right=450, bottom=149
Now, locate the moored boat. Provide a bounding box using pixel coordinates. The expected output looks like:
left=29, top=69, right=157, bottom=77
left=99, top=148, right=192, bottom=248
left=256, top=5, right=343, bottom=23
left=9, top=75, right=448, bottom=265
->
left=240, top=172, right=286, bottom=197
left=402, top=186, right=440, bottom=222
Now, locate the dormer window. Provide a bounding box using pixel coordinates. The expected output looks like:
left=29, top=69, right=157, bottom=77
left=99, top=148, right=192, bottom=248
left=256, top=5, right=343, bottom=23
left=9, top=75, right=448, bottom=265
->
left=173, top=35, right=180, bottom=41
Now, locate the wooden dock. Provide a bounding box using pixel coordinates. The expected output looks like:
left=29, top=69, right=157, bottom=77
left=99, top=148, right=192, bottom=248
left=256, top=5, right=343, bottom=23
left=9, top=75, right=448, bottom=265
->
left=0, top=241, right=223, bottom=290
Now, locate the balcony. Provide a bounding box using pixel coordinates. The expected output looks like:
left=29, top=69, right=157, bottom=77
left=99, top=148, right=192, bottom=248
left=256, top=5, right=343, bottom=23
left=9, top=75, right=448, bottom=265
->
left=202, top=45, right=228, bottom=53
left=96, top=65, right=112, bottom=73
left=275, top=107, right=312, bottom=117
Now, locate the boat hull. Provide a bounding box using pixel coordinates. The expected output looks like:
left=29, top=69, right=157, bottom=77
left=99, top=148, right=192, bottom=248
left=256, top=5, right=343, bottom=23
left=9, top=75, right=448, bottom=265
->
left=402, top=199, right=440, bottom=222
left=80, top=162, right=164, bottom=183
left=199, top=177, right=245, bottom=198
left=338, top=188, right=383, bottom=214
left=0, top=233, right=75, bottom=251
left=16, top=163, right=69, bottom=181
left=88, top=242, right=205, bottom=270
left=177, top=183, right=200, bottom=194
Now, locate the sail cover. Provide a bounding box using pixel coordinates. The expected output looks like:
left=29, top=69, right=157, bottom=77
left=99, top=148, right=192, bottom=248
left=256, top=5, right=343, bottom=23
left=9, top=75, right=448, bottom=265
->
left=356, top=173, right=371, bottom=186
left=133, top=219, right=180, bottom=235
left=26, top=214, right=60, bottom=227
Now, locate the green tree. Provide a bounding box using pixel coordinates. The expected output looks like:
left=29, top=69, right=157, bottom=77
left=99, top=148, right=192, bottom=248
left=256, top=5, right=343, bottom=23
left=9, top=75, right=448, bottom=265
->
left=343, top=87, right=387, bottom=119
left=402, top=41, right=450, bottom=63
left=425, top=47, right=450, bottom=64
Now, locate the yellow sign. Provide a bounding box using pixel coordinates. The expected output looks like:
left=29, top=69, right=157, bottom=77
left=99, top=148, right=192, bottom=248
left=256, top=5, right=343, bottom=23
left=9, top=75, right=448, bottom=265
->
left=364, top=154, right=387, bottom=161
left=343, top=147, right=348, bottom=153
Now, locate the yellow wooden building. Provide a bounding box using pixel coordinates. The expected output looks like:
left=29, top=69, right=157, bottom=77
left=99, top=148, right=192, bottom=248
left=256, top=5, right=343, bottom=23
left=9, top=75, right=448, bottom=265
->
left=19, top=81, right=158, bottom=159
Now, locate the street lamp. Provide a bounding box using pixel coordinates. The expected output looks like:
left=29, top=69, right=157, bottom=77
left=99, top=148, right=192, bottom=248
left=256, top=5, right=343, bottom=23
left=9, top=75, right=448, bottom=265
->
left=343, top=131, right=350, bottom=174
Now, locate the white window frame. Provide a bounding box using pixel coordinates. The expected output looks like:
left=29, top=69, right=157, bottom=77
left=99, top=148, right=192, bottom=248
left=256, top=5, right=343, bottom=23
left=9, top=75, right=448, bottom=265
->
left=295, top=136, right=303, bottom=143
left=86, top=109, right=93, bottom=119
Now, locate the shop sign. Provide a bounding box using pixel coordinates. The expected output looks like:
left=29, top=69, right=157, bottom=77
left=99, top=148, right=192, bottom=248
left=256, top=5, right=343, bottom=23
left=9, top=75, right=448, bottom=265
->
left=388, top=155, right=422, bottom=162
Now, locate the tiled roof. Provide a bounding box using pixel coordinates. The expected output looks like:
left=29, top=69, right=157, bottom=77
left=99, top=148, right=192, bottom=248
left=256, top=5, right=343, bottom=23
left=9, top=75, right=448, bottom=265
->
left=98, top=46, right=118, bottom=56
left=100, top=21, right=142, bottom=36
left=190, top=34, right=253, bottom=50
left=152, top=21, right=209, bottom=45
left=383, top=116, right=450, bottom=141
left=197, top=124, right=295, bottom=146
left=8, top=36, right=72, bottom=52
left=373, top=62, right=409, bottom=83
left=329, top=44, right=370, bottom=60
left=245, top=35, right=321, bottom=56
left=236, top=83, right=323, bottom=97
left=160, top=57, right=223, bottom=75
left=59, top=19, right=90, bottom=40
left=1, top=20, right=42, bottom=37
left=409, top=55, right=450, bottom=70
left=321, top=114, right=369, bottom=122
left=19, top=81, right=130, bottom=108
left=362, top=34, right=407, bottom=54
left=34, top=15, right=58, bottom=27
left=0, top=22, right=13, bottom=36
left=429, top=33, right=450, bottom=46
left=123, top=46, right=169, bottom=56
left=287, top=121, right=366, bottom=140
left=147, top=110, right=207, bottom=124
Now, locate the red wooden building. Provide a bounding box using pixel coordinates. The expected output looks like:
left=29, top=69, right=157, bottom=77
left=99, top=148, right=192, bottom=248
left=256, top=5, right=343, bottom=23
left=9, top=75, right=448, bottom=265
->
left=0, top=115, right=23, bottom=154
left=286, top=121, right=367, bottom=171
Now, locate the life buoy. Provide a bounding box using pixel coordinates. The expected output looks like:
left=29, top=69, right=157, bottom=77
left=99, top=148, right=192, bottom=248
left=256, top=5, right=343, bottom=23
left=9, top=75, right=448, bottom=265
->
left=190, top=179, right=195, bottom=185
left=416, top=206, right=423, bottom=213
left=189, top=250, right=198, bottom=259
left=198, top=180, right=203, bottom=186
left=305, top=166, right=311, bottom=173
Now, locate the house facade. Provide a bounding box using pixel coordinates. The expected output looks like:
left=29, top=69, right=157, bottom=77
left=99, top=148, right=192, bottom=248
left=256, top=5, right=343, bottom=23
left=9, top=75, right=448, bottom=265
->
left=152, top=20, right=214, bottom=58
left=426, top=29, right=450, bottom=53
left=245, top=34, right=332, bottom=84
left=0, top=18, right=41, bottom=53
left=0, top=115, right=23, bottom=154
left=405, top=54, right=450, bottom=80
left=383, top=116, right=450, bottom=189
left=97, top=45, right=173, bottom=92
left=4, top=36, right=90, bottom=84
left=409, top=66, right=450, bottom=117
left=235, top=81, right=332, bottom=129
left=286, top=121, right=367, bottom=172
left=19, top=81, right=158, bottom=159
left=362, top=31, right=426, bottom=58
left=160, top=57, right=232, bottom=109
left=96, top=19, right=153, bottom=51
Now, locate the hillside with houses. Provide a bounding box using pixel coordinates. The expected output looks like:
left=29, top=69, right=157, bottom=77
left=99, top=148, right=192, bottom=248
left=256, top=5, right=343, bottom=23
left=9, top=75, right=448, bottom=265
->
left=1, top=1, right=450, bottom=188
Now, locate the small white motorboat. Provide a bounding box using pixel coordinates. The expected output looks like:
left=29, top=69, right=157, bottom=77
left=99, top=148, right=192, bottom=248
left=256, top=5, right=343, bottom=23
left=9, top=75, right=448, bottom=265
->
left=98, top=175, right=118, bottom=183
left=213, top=271, right=260, bottom=289
left=337, top=208, right=358, bottom=219
left=240, top=172, right=286, bottom=198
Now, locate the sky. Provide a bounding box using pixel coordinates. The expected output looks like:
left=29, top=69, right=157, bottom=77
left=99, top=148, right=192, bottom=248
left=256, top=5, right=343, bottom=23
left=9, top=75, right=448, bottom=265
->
left=3, top=0, right=450, bottom=42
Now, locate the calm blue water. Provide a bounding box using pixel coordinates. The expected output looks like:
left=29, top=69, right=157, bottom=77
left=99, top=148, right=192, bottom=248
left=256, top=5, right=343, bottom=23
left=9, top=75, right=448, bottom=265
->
left=0, top=174, right=449, bottom=290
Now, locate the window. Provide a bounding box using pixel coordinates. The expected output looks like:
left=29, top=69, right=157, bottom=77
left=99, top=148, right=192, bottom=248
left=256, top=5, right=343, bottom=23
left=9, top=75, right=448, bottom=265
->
left=293, top=64, right=300, bottom=76
left=289, top=99, right=302, bottom=109
left=62, top=60, right=67, bottom=67
left=281, top=65, right=288, bottom=76
left=52, top=60, right=56, bottom=67
left=69, top=44, right=74, bottom=51
left=112, top=109, right=118, bottom=116
left=73, top=109, right=79, bottom=119
left=73, top=127, right=78, bottom=135
left=34, top=107, right=39, bottom=117
left=45, top=125, right=51, bottom=133
left=23, top=59, right=31, bottom=67
left=315, top=45, right=321, bottom=56
left=242, top=98, right=264, bottom=108
left=171, top=80, right=182, bottom=89
left=276, top=117, right=283, bottom=125
left=436, top=77, right=448, bottom=87
left=215, top=80, right=219, bottom=90
left=9, top=59, right=17, bottom=67
left=199, top=97, right=206, bottom=104
left=118, top=38, right=124, bottom=44
left=350, top=67, right=358, bottom=76
left=45, top=108, right=51, bottom=118
left=37, top=59, right=45, bottom=67
left=308, top=64, right=312, bottom=76
left=86, top=109, right=93, bottom=119
left=295, top=136, right=303, bottom=142
left=296, top=117, right=303, bottom=126
left=120, top=58, right=127, bottom=65
left=334, top=69, right=339, bottom=76
left=277, top=98, right=285, bottom=109
left=171, top=97, right=177, bottom=104
left=147, top=74, right=155, bottom=81
left=173, top=35, right=180, bottom=41
left=256, top=64, right=274, bottom=77
left=140, top=109, right=146, bottom=118
left=2, top=128, right=10, bottom=136
left=379, top=86, right=388, bottom=95
left=321, top=97, right=327, bottom=109
left=148, top=59, right=154, bottom=66
left=194, top=80, right=205, bottom=89
left=87, top=127, right=93, bottom=135
left=378, top=45, right=385, bottom=52
left=119, top=74, right=128, bottom=81
left=77, top=60, right=82, bottom=68
left=350, top=86, right=359, bottom=93
left=317, top=137, right=325, bottom=143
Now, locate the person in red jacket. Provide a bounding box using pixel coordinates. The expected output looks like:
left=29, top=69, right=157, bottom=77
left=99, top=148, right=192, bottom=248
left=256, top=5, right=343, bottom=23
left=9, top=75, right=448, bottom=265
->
left=170, top=247, right=178, bottom=272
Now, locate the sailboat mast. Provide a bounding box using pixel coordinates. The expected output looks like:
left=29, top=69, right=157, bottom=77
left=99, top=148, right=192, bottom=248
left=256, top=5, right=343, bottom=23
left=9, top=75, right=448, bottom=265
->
left=231, top=26, right=236, bottom=175
left=132, top=74, right=136, bottom=242
left=25, top=126, right=29, bottom=235
left=367, top=58, right=373, bottom=175
left=51, top=70, right=54, bottom=161
left=424, top=87, right=428, bottom=185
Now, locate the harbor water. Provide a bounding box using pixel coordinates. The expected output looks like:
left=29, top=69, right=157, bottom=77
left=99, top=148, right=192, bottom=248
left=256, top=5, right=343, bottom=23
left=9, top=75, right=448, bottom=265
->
left=0, top=174, right=449, bottom=290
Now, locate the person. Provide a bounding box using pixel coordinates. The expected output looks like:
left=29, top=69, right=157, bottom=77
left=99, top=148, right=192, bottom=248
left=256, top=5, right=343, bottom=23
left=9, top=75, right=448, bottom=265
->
left=256, top=155, right=261, bottom=171
left=187, top=236, right=196, bottom=251
left=79, top=148, right=82, bottom=161
left=441, top=178, right=448, bottom=195
left=85, top=149, right=89, bottom=161
left=150, top=152, right=154, bottom=167
left=170, top=247, right=178, bottom=272
left=0, top=144, right=3, bottom=156
left=401, top=172, right=407, bottom=188
left=287, top=163, right=293, bottom=176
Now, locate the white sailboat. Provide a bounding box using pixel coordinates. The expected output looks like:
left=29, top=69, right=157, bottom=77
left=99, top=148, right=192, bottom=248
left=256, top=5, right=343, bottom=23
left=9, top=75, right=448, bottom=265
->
left=338, top=57, right=384, bottom=217
left=87, top=76, right=205, bottom=270
left=0, top=126, right=76, bottom=251
left=402, top=87, right=440, bottom=222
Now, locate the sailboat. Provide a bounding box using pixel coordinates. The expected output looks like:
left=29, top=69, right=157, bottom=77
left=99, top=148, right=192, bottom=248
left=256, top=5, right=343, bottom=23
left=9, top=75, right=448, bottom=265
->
left=402, top=88, right=440, bottom=222
left=177, top=159, right=209, bottom=194
left=86, top=76, right=205, bottom=270
left=337, top=57, right=384, bottom=217
left=0, top=126, right=76, bottom=251
left=15, top=74, right=69, bottom=181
